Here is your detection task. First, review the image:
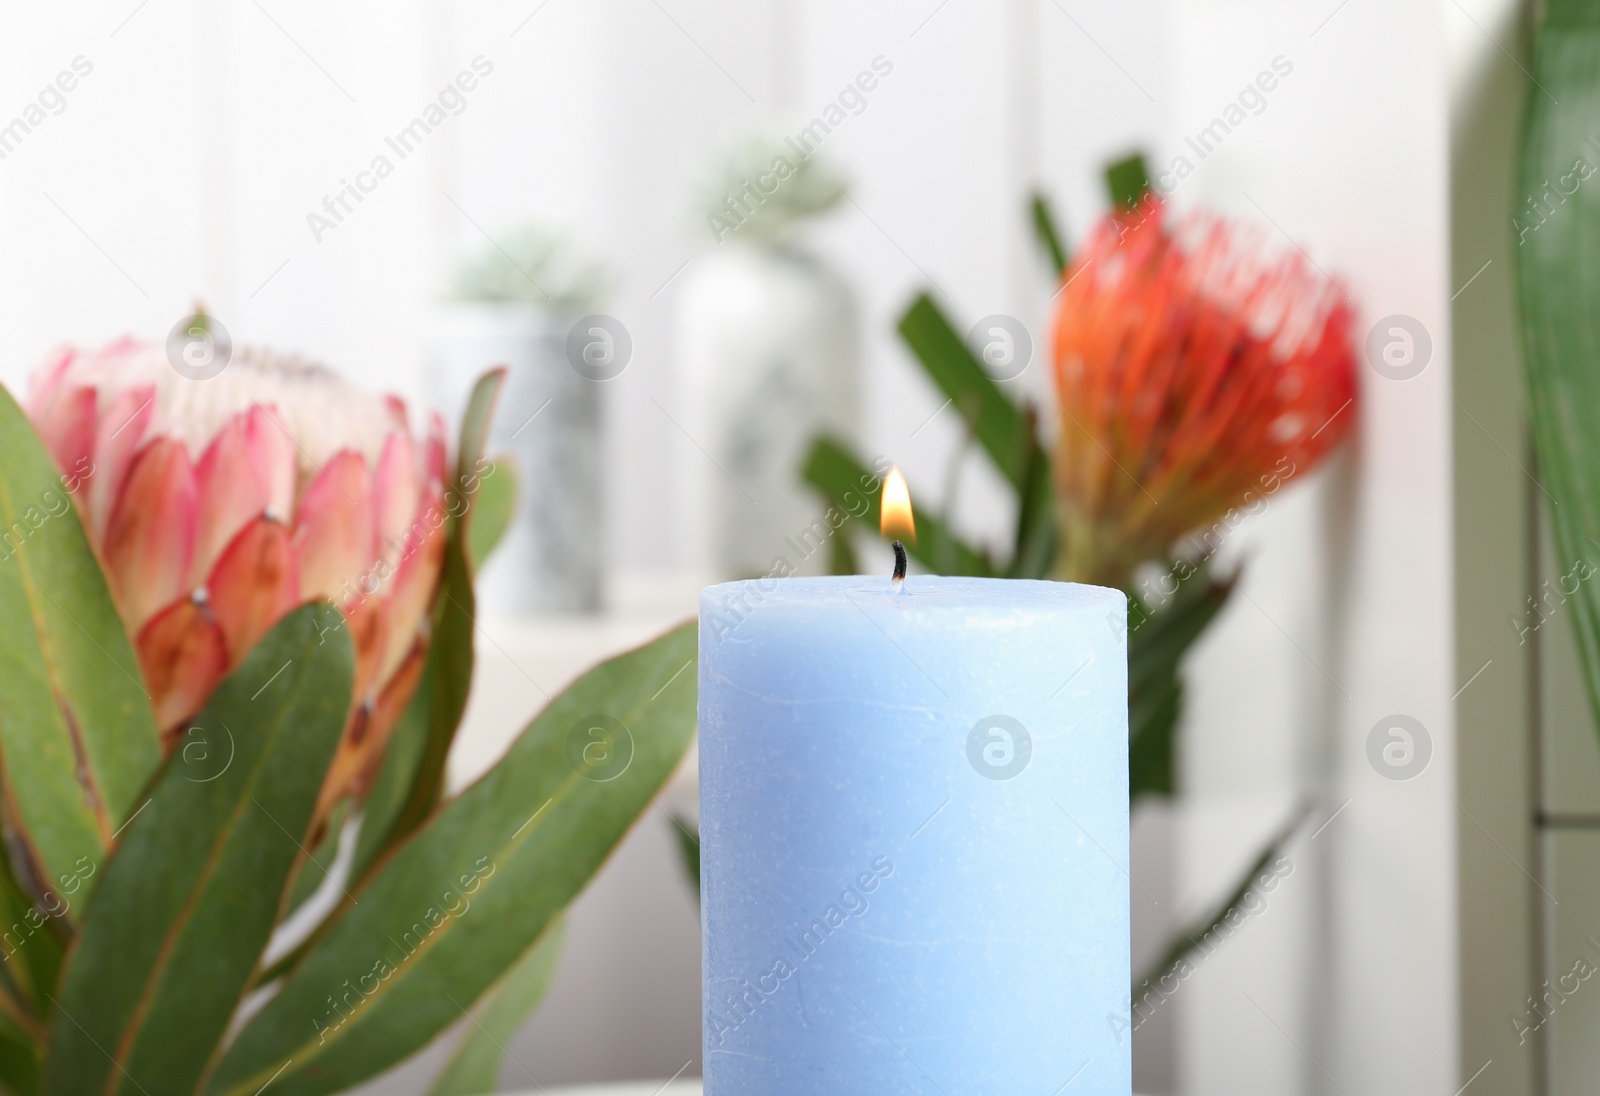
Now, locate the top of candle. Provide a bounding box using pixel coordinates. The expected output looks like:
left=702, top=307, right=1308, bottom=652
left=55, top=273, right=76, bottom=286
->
left=701, top=574, right=1126, bottom=615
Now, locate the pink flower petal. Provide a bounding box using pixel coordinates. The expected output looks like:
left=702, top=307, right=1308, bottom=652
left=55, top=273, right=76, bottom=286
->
left=24, top=345, right=76, bottom=419
left=32, top=384, right=98, bottom=482
left=376, top=486, right=445, bottom=685
left=102, top=439, right=197, bottom=632
left=205, top=516, right=299, bottom=667
left=88, top=384, right=157, bottom=545
left=192, top=413, right=270, bottom=584
left=245, top=403, right=296, bottom=520
left=371, top=430, right=419, bottom=564
left=425, top=411, right=448, bottom=486
left=292, top=450, right=374, bottom=603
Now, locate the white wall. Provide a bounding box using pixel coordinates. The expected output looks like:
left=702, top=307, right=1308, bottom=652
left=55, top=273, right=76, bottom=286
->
left=0, top=1, right=1463, bottom=1092
left=1163, top=2, right=1457, bottom=1094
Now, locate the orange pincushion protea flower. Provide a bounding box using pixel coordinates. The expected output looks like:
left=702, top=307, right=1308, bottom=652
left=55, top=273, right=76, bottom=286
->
left=26, top=338, right=448, bottom=817
left=1051, top=198, right=1357, bottom=586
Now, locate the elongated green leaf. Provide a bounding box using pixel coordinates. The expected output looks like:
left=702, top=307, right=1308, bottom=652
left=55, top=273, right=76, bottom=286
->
left=350, top=659, right=434, bottom=886
left=465, top=458, right=515, bottom=571
left=0, top=1018, right=39, bottom=1096
left=425, top=921, right=565, bottom=1096
left=1030, top=191, right=1069, bottom=276
left=1128, top=567, right=1236, bottom=799
left=387, top=369, right=505, bottom=847
left=1104, top=152, right=1151, bottom=210
left=1007, top=403, right=1058, bottom=580
left=0, top=852, right=63, bottom=1022
left=898, top=295, right=1033, bottom=488
left=670, top=814, right=701, bottom=900
left=801, top=435, right=997, bottom=577
left=1134, top=805, right=1306, bottom=995
left=0, top=386, right=161, bottom=902
left=207, top=622, right=698, bottom=1096
left=280, top=800, right=348, bottom=921
left=44, top=604, right=353, bottom=1096
left=1518, top=0, right=1600, bottom=744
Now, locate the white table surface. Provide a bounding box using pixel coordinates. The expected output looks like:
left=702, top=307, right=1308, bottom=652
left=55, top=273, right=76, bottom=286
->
left=533, top=1085, right=702, bottom=1096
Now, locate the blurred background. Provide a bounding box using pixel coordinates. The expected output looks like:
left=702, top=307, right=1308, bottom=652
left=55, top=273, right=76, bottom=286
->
left=0, top=0, right=1585, bottom=1093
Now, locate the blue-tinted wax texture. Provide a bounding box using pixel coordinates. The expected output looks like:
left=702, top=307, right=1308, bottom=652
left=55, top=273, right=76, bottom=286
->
left=699, top=576, right=1129, bottom=1095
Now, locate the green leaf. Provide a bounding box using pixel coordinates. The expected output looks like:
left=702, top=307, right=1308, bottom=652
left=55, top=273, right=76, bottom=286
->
left=1030, top=191, right=1069, bottom=276
left=0, top=1018, right=40, bottom=1096
left=1133, top=805, right=1307, bottom=996
left=280, top=800, right=348, bottom=921
left=465, top=459, right=516, bottom=572
left=898, top=294, right=1033, bottom=488
left=1006, top=403, right=1058, bottom=580
left=669, top=814, right=701, bottom=900
left=43, top=603, right=354, bottom=1096
left=800, top=436, right=997, bottom=577
left=0, top=385, right=162, bottom=904
left=386, top=369, right=506, bottom=848
left=424, top=921, right=565, bottom=1096
left=205, top=622, right=698, bottom=1096
left=1104, top=152, right=1152, bottom=210
left=0, top=853, right=64, bottom=1021
left=349, top=659, right=434, bottom=886
left=1518, top=1, right=1600, bottom=746
left=1127, top=567, right=1237, bottom=799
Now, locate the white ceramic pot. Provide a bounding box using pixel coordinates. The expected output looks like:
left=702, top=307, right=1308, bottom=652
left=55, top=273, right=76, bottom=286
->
left=674, top=242, right=858, bottom=578
left=429, top=303, right=602, bottom=614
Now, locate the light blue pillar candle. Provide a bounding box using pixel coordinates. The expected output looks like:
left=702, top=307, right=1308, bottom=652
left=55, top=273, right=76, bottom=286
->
left=698, top=575, right=1130, bottom=1095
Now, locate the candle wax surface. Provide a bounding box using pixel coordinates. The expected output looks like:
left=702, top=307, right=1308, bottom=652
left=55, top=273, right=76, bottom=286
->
left=699, top=575, right=1130, bottom=1095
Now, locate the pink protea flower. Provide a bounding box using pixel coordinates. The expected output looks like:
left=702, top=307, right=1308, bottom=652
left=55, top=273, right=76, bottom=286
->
left=1051, top=197, right=1357, bottom=586
left=26, top=337, right=448, bottom=815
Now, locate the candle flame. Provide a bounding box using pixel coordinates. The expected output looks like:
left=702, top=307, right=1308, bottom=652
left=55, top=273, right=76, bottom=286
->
left=880, top=466, right=916, bottom=543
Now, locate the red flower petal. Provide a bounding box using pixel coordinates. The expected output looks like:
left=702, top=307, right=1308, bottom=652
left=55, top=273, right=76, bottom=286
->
left=1050, top=198, right=1357, bottom=583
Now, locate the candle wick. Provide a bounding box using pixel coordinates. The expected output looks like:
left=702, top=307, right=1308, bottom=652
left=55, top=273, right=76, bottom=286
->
left=891, top=540, right=907, bottom=591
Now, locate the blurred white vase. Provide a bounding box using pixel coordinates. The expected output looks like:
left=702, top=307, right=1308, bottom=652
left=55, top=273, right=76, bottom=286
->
left=429, top=303, right=602, bottom=614
left=674, top=243, right=858, bottom=578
